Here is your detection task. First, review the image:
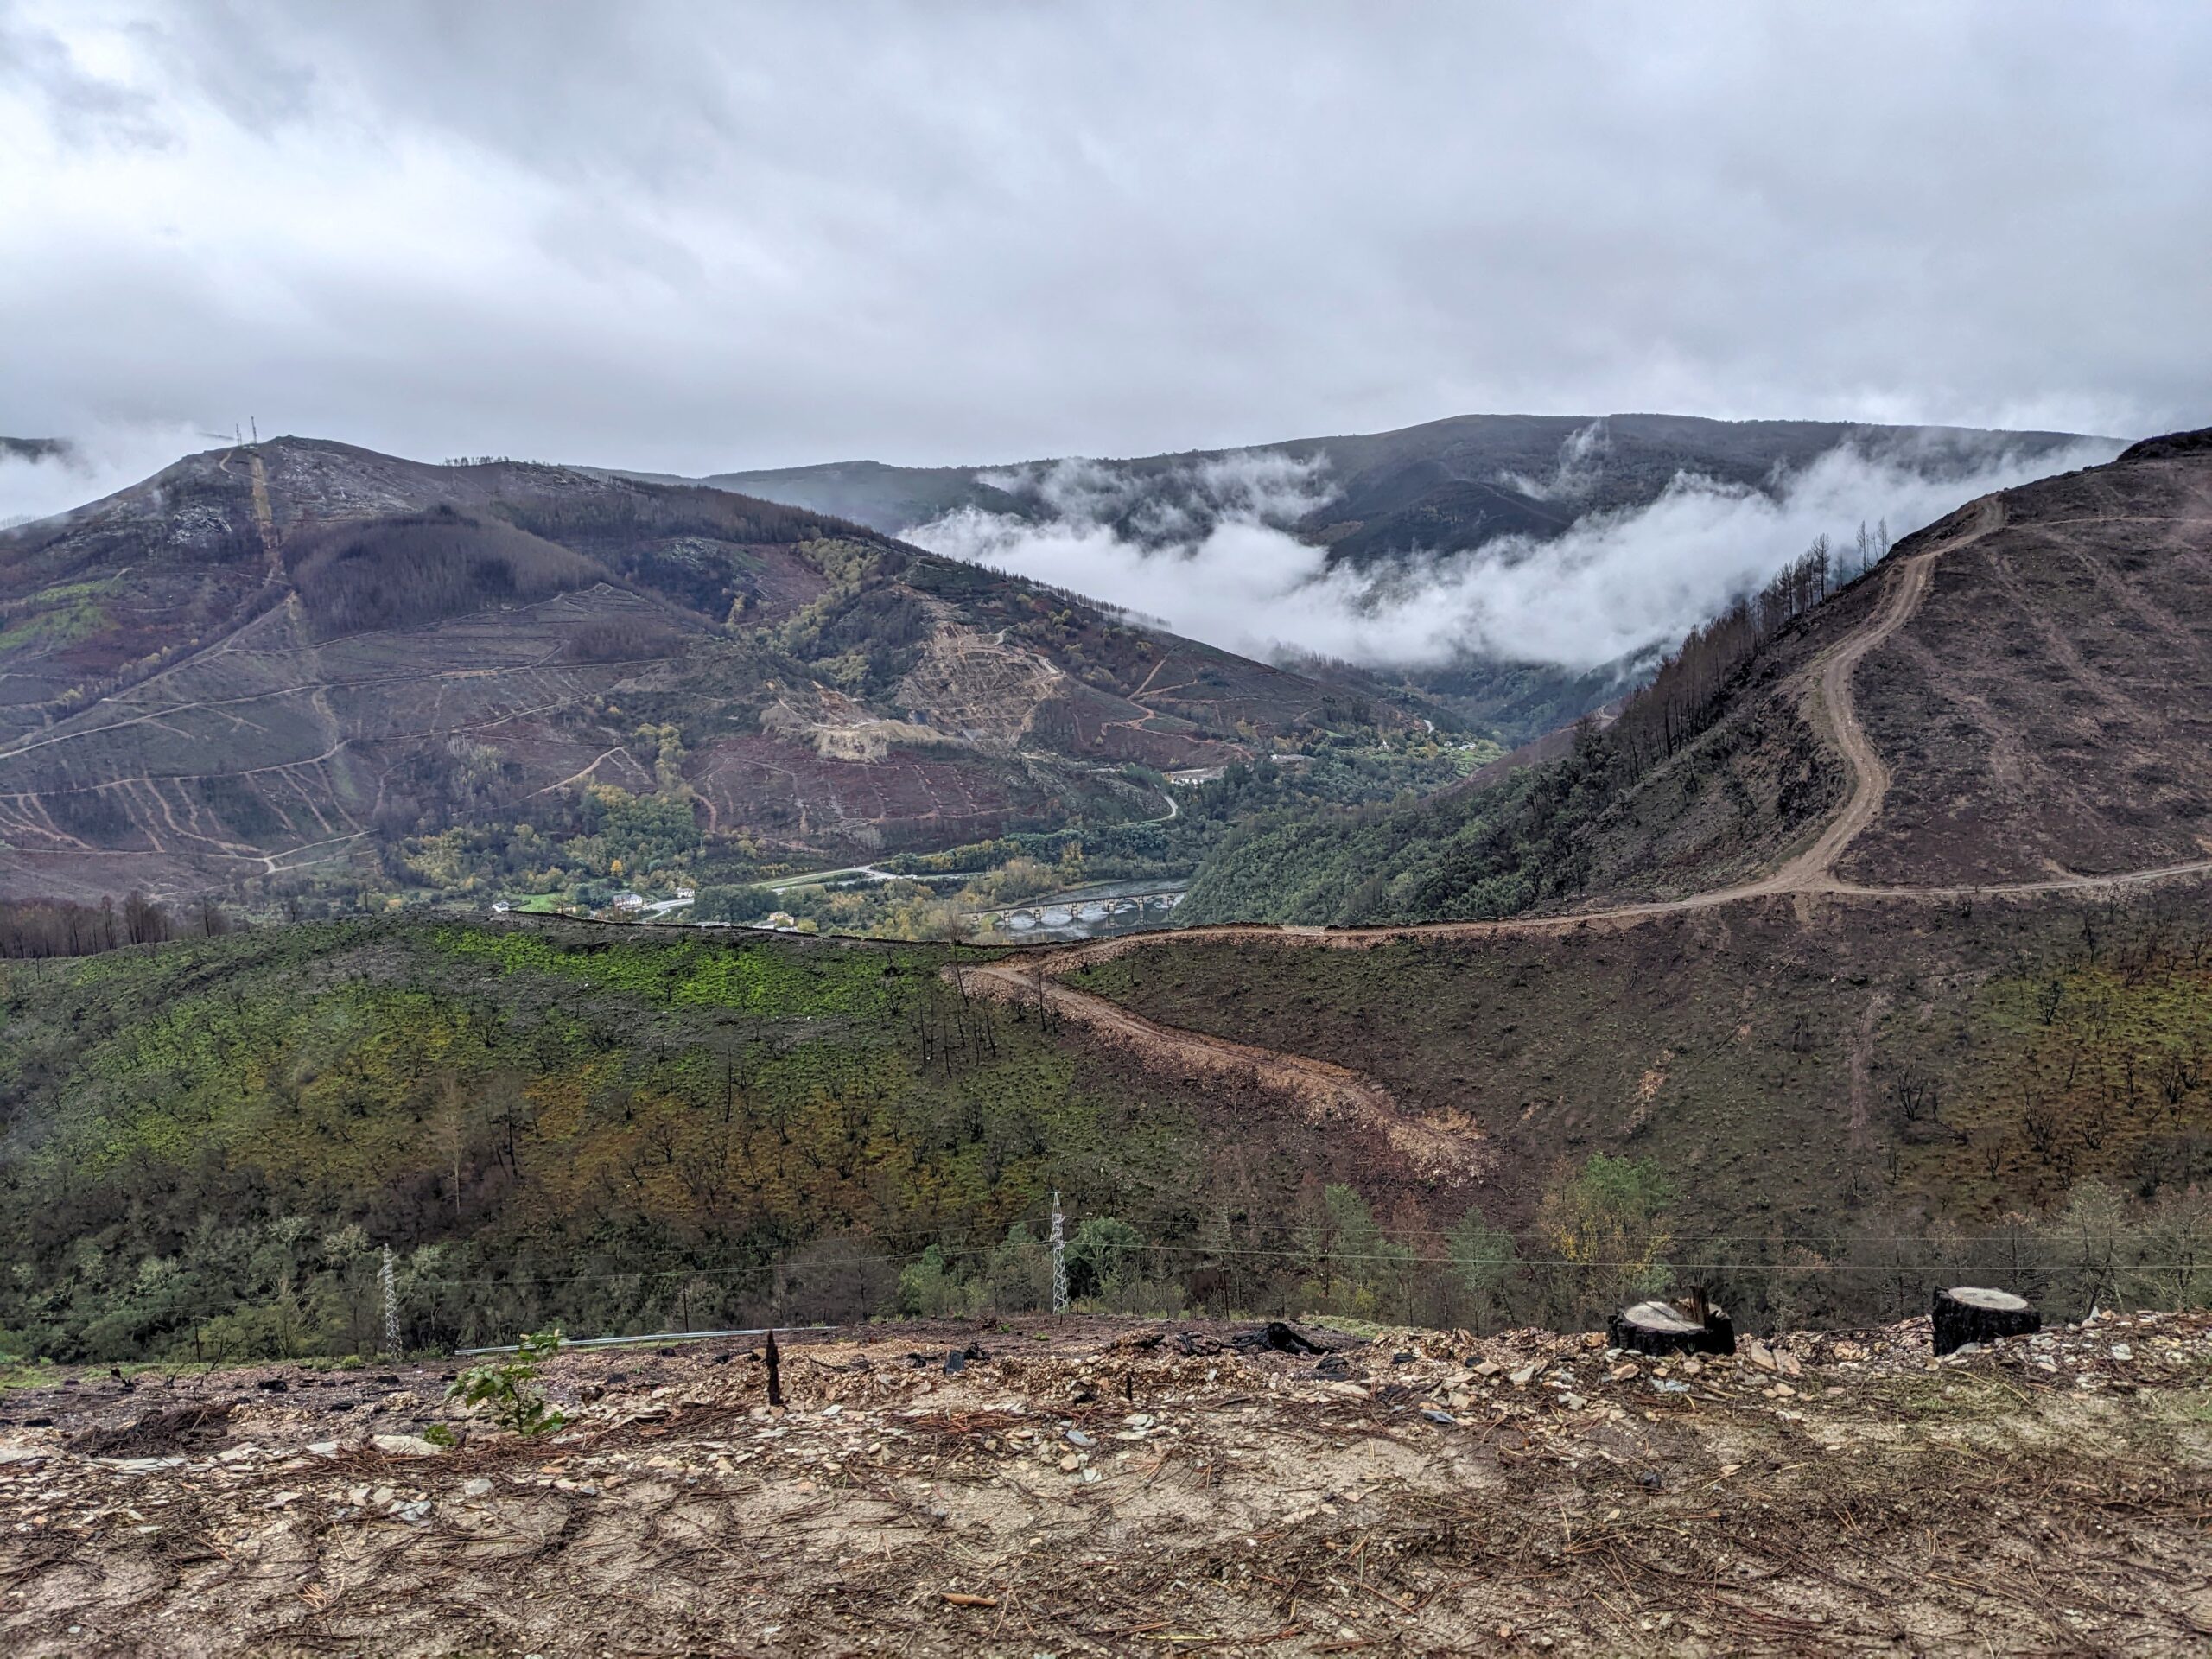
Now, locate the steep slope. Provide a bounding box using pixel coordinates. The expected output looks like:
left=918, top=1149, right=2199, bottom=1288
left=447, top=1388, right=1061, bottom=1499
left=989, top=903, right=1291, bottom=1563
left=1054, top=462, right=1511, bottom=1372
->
left=952, top=432, right=2212, bottom=1272
left=1183, top=434, right=2212, bottom=923
left=1842, top=432, right=2212, bottom=886
left=0, top=439, right=1407, bottom=900
left=700, top=413, right=2107, bottom=744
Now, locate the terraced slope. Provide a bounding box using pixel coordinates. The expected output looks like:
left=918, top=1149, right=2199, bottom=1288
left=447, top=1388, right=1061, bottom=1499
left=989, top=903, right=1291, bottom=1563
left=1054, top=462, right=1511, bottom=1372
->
left=0, top=439, right=1408, bottom=899
left=1183, top=435, right=2212, bottom=924
left=1844, top=434, right=2212, bottom=885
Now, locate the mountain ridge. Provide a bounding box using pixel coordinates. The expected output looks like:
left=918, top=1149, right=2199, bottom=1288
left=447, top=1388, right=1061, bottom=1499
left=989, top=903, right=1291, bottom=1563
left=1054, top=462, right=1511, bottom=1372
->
left=0, top=437, right=1412, bottom=903
left=688, top=410, right=2108, bottom=561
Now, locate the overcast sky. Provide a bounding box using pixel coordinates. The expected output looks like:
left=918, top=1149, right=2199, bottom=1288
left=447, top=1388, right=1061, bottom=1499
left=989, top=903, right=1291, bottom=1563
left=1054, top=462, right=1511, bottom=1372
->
left=3, top=0, right=2209, bottom=490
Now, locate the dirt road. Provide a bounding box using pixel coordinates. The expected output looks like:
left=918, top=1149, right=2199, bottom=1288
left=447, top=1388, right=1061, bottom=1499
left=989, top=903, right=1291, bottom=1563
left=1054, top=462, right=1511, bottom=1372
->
left=953, top=957, right=1490, bottom=1179
left=958, top=496, right=2212, bottom=1133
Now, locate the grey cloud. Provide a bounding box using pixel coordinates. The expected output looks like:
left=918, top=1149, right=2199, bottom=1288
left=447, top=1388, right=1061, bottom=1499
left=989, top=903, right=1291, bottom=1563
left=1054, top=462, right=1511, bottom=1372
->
left=0, top=15, right=173, bottom=149
left=1, top=2, right=2205, bottom=480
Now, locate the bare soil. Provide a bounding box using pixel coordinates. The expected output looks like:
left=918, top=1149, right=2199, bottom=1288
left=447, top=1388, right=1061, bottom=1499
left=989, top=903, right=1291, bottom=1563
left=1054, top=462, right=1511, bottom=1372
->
left=1, top=1312, right=2205, bottom=1656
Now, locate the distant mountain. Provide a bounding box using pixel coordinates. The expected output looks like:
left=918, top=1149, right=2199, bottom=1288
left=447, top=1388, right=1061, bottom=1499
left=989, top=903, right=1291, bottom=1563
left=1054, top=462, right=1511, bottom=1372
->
left=692, top=413, right=2109, bottom=741
left=0, top=438, right=1409, bottom=901
left=701, top=412, right=2094, bottom=565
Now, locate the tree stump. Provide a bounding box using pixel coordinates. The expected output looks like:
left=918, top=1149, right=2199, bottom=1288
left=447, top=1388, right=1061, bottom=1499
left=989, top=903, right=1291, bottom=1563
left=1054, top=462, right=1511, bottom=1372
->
left=1609, top=1299, right=1735, bottom=1357
left=1932, top=1287, right=2038, bottom=1355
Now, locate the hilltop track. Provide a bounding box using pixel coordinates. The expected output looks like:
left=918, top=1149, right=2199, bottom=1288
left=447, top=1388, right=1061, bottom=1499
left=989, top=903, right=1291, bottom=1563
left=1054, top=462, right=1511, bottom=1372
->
left=953, top=494, right=2212, bottom=1149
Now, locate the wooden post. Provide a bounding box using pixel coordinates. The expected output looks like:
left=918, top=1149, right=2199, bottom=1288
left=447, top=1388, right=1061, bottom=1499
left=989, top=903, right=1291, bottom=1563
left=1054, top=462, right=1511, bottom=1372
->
left=765, top=1328, right=785, bottom=1408
left=1932, top=1287, right=2038, bottom=1355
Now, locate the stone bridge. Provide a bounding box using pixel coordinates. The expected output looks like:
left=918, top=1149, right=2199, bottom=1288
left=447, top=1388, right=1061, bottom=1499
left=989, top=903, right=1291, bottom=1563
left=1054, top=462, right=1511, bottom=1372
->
left=975, top=890, right=1185, bottom=930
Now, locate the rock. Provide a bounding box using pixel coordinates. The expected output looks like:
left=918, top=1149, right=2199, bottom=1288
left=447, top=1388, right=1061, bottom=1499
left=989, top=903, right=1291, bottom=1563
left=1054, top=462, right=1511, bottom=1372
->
left=463, top=1478, right=493, bottom=1497
left=371, top=1434, right=443, bottom=1457
left=1509, top=1363, right=1541, bottom=1387
left=1746, top=1342, right=1778, bottom=1373
left=1421, top=1408, right=1457, bottom=1427
left=1065, top=1428, right=1093, bottom=1447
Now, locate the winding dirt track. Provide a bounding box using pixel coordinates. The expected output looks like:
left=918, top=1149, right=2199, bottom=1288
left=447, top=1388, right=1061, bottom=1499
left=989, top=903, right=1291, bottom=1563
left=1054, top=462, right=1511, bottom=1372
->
left=953, top=495, right=2212, bottom=1166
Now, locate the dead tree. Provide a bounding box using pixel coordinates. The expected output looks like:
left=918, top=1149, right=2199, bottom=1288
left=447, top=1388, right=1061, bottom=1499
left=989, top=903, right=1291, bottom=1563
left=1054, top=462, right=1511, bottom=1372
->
left=765, top=1328, right=785, bottom=1407
left=1931, top=1287, right=2039, bottom=1355
left=1608, top=1289, right=1735, bottom=1357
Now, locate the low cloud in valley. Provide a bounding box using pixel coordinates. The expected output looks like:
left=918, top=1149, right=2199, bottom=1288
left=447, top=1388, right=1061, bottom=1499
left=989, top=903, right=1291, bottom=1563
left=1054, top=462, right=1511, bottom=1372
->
left=908, top=435, right=2120, bottom=672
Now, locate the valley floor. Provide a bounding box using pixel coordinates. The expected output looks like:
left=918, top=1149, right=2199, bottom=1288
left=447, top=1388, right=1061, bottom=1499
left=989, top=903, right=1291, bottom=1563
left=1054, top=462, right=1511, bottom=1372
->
left=1, top=1311, right=2207, bottom=1656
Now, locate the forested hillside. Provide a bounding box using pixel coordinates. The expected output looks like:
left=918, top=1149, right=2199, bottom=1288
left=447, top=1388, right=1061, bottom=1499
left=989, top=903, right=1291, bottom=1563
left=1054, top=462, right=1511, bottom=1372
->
left=0, top=919, right=1472, bottom=1361
left=1180, top=532, right=1861, bottom=923
left=1072, top=886, right=2212, bottom=1323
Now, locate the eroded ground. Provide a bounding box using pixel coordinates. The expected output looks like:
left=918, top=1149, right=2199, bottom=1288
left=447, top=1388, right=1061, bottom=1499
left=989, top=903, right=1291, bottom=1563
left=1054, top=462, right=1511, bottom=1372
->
left=1, top=1312, right=2207, bottom=1656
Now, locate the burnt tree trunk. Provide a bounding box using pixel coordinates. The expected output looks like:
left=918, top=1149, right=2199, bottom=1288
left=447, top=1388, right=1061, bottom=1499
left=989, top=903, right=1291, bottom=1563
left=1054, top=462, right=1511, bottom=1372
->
left=1609, top=1297, right=1735, bottom=1357
left=1932, top=1287, right=2039, bottom=1355
left=765, top=1328, right=785, bottom=1407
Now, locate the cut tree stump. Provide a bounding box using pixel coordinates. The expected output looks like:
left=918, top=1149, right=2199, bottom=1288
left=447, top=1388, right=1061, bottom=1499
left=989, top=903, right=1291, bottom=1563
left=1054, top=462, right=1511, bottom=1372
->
left=1609, top=1298, right=1736, bottom=1357
left=1932, top=1287, right=2039, bottom=1355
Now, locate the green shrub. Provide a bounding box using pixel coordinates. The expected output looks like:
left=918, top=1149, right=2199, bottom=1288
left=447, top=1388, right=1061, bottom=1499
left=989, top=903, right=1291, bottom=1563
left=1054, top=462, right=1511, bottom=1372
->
left=895, top=1246, right=980, bottom=1317
left=447, top=1328, right=568, bottom=1435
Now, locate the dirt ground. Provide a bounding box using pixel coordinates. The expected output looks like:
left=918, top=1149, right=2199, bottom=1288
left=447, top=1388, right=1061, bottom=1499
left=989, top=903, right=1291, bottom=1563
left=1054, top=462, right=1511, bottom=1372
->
left=1, top=1311, right=2207, bottom=1656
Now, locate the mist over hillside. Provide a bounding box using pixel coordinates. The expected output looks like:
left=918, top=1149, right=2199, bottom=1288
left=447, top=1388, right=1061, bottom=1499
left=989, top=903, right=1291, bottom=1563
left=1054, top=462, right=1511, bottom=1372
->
left=709, top=414, right=2116, bottom=736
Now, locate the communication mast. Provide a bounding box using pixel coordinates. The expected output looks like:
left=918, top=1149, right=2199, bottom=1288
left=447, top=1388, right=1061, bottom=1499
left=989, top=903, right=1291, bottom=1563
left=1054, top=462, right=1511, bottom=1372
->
left=1050, top=1190, right=1069, bottom=1316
